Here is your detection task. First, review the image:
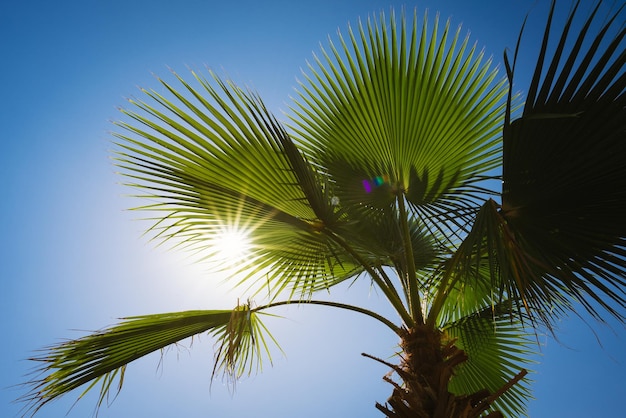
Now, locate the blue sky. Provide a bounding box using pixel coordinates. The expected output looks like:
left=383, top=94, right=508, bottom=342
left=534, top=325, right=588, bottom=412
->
left=1, top=0, right=624, bottom=417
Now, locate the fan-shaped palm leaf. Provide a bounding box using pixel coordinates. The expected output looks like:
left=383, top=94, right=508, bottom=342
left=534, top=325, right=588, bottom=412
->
left=445, top=305, right=534, bottom=417
left=431, top=256, right=535, bottom=416
left=114, top=71, right=364, bottom=299
left=290, top=10, right=507, bottom=233
left=498, top=0, right=626, bottom=322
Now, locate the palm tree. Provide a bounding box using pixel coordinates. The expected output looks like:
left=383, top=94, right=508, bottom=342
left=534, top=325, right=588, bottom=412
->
left=20, top=1, right=625, bottom=417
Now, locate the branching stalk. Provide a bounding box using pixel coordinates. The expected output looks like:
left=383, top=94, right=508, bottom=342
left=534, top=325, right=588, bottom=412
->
left=426, top=258, right=457, bottom=328
left=324, top=229, right=415, bottom=327
left=257, top=300, right=401, bottom=335
left=397, top=193, right=424, bottom=324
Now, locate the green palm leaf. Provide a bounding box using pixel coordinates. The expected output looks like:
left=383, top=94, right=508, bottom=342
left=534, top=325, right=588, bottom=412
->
left=114, top=71, right=362, bottom=298
left=20, top=307, right=278, bottom=416
left=449, top=200, right=574, bottom=327
left=435, top=259, right=535, bottom=417
left=445, top=305, right=534, bottom=418
left=290, top=10, right=507, bottom=232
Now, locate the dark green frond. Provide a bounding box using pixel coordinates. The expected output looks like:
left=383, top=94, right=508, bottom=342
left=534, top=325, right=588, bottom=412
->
left=501, top=1, right=626, bottom=321
left=450, top=199, right=575, bottom=327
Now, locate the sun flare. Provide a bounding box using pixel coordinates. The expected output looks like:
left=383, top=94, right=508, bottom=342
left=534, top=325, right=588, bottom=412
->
left=212, top=227, right=252, bottom=265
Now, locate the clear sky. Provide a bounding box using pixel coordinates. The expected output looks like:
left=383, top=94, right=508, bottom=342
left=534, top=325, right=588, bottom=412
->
left=1, top=0, right=624, bottom=417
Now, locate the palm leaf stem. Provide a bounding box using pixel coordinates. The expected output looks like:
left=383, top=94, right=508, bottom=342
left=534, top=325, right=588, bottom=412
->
left=424, top=196, right=493, bottom=329
left=258, top=300, right=401, bottom=334
left=397, top=192, right=424, bottom=324
left=425, top=257, right=457, bottom=329
left=323, top=228, right=414, bottom=327
left=377, top=265, right=407, bottom=308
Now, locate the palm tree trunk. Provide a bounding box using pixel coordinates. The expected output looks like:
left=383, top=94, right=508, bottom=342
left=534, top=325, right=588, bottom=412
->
left=366, top=325, right=523, bottom=418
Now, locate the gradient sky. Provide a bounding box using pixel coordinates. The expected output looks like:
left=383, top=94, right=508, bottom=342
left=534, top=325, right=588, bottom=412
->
left=1, top=0, right=624, bottom=417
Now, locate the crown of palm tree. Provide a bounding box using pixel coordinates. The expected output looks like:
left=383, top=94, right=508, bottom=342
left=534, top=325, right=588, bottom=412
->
left=20, top=2, right=625, bottom=417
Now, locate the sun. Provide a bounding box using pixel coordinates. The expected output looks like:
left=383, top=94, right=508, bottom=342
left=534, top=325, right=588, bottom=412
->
left=212, top=227, right=252, bottom=265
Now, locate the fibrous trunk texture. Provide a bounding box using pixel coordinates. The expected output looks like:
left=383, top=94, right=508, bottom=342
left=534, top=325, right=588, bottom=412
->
left=367, top=325, right=517, bottom=418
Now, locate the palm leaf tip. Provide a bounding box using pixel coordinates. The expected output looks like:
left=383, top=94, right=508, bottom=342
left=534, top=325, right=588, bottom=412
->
left=211, top=301, right=282, bottom=384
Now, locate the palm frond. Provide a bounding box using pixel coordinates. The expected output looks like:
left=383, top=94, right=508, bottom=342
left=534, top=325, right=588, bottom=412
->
left=447, top=200, right=574, bottom=328
left=289, top=9, right=507, bottom=233
left=434, top=256, right=537, bottom=416
left=113, top=70, right=362, bottom=299
left=445, top=304, right=535, bottom=417
left=20, top=309, right=248, bottom=416
left=500, top=1, right=626, bottom=321
left=211, top=301, right=282, bottom=382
